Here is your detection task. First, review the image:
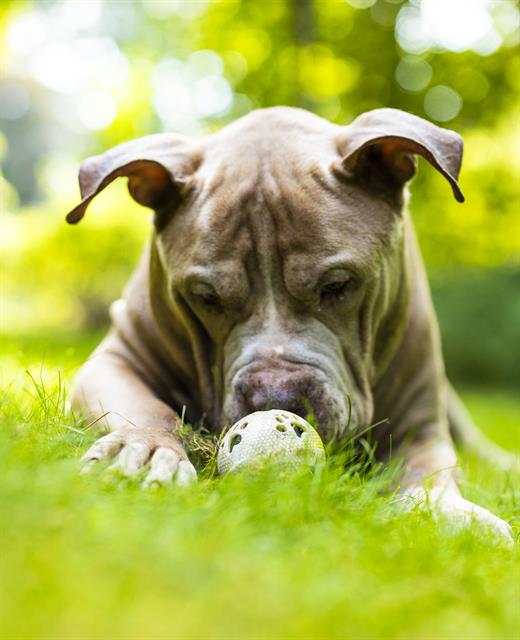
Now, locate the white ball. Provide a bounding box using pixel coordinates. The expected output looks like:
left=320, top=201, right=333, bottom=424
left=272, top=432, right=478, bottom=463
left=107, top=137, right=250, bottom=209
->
left=217, top=409, right=326, bottom=475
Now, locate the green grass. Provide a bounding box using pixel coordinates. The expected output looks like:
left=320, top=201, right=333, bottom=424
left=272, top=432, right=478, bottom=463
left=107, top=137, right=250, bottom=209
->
left=1, top=333, right=519, bottom=640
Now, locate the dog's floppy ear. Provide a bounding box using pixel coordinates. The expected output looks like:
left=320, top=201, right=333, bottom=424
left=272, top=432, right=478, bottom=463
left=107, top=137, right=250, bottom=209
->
left=66, top=133, right=198, bottom=224
left=337, top=108, right=464, bottom=203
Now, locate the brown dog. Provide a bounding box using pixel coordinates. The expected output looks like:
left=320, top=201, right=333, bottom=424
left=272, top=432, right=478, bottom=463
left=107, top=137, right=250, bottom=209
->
left=67, top=107, right=514, bottom=540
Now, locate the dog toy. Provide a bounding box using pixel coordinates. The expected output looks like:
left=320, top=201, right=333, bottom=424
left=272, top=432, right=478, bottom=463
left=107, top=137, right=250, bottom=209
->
left=217, top=409, right=326, bottom=474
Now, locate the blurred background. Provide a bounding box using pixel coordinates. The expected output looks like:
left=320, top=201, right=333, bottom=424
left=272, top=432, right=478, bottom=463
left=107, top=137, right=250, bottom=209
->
left=1, top=0, right=519, bottom=389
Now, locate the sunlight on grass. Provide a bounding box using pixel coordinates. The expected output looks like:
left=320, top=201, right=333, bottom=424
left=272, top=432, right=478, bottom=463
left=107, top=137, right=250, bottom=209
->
left=1, top=336, right=519, bottom=639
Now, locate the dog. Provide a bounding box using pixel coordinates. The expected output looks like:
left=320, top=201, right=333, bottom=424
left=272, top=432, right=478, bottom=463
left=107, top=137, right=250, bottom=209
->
left=66, top=107, right=515, bottom=540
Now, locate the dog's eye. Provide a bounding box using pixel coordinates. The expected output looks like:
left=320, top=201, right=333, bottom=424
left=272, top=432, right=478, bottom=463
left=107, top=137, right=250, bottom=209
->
left=321, top=280, right=348, bottom=297
left=319, top=273, right=356, bottom=304
left=200, top=291, right=222, bottom=309
left=190, top=284, right=223, bottom=314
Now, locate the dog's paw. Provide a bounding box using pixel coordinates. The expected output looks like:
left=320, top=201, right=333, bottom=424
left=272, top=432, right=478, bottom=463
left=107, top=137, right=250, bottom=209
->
left=80, top=429, right=197, bottom=488
left=401, top=487, right=513, bottom=544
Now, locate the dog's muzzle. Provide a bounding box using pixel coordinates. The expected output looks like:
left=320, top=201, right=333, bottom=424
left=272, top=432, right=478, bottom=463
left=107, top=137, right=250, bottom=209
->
left=224, top=358, right=347, bottom=437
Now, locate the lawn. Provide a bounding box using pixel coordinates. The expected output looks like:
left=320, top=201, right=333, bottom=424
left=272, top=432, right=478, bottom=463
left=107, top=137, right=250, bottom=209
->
left=1, top=332, right=519, bottom=640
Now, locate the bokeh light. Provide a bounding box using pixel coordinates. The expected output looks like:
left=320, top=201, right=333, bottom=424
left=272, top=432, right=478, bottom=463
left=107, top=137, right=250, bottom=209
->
left=0, top=84, right=31, bottom=121
left=78, top=92, right=117, bottom=130
left=28, top=38, right=129, bottom=95
left=143, top=0, right=208, bottom=20
left=395, top=0, right=519, bottom=55
left=194, top=76, right=233, bottom=117
left=6, top=10, right=50, bottom=56
left=395, top=56, right=432, bottom=92
left=424, top=85, right=462, bottom=122
left=395, top=5, right=433, bottom=54
left=347, top=0, right=376, bottom=8
left=151, top=54, right=233, bottom=134
left=421, top=0, right=493, bottom=52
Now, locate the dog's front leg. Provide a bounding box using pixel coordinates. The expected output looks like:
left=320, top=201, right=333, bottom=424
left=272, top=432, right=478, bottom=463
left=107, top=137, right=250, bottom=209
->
left=72, top=345, right=196, bottom=487
left=398, top=429, right=513, bottom=542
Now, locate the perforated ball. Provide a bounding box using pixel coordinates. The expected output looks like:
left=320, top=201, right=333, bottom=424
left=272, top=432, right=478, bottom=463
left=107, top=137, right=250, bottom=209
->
left=217, top=409, right=326, bottom=475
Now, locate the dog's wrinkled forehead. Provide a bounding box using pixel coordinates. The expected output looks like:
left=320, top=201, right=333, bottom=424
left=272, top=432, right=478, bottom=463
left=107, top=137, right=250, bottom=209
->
left=188, top=109, right=381, bottom=246
left=191, top=110, right=336, bottom=223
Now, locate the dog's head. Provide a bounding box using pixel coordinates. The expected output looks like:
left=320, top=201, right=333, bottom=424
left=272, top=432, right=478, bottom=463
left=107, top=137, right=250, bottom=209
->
left=67, top=107, right=463, bottom=438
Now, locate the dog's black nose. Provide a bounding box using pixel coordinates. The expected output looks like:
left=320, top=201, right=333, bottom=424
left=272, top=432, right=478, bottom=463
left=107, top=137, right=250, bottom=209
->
left=235, top=365, right=314, bottom=419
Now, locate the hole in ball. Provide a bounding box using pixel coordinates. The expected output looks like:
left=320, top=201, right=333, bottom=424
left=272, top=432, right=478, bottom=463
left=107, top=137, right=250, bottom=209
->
left=291, top=423, right=305, bottom=438
left=229, top=433, right=242, bottom=452
left=276, top=424, right=287, bottom=432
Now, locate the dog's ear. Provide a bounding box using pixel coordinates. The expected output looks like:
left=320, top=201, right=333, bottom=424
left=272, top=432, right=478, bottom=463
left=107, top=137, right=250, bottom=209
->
left=66, top=133, right=198, bottom=224
left=336, top=108, right=464, bottom=203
